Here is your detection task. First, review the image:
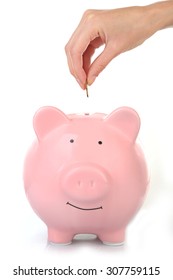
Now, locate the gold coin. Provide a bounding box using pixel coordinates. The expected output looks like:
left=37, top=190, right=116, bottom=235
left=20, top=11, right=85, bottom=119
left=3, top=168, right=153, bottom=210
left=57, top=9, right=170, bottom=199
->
left=86, top=83, right=89, bottom=98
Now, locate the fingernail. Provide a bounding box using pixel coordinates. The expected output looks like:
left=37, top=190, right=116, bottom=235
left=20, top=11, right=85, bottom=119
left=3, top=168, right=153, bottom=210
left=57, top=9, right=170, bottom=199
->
left=87, top=76, right=96, bottom=86
left=76, top=78, right=85, bottom=89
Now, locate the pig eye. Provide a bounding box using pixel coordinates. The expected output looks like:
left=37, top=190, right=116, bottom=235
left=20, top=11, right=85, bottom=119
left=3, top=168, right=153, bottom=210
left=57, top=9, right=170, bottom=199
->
left=70, top=139, right=74, bottom=143
left=98, top=141, right=103, bottom=145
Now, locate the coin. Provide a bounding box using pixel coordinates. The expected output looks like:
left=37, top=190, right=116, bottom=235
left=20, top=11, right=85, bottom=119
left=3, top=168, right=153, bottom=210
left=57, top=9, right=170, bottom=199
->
left=86, top=82, right=89, bottom=98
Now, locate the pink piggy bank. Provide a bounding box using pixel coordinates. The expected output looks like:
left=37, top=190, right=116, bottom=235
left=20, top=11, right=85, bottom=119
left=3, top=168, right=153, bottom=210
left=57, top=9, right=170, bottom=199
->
left=24, top=106, right=149, bottom=245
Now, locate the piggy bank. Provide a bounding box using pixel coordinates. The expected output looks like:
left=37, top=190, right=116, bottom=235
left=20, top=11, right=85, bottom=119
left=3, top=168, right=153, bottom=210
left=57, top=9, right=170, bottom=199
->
left=23, top=106, right=149, bottom=245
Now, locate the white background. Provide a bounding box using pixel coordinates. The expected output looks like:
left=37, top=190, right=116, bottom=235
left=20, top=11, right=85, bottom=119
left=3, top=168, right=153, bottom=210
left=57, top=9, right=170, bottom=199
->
left=0, top=0, right=173, bottom=279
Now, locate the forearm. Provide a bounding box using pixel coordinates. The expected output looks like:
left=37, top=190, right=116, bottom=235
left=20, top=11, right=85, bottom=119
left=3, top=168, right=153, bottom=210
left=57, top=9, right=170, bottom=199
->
left=144, top=1, right=173, bottom=31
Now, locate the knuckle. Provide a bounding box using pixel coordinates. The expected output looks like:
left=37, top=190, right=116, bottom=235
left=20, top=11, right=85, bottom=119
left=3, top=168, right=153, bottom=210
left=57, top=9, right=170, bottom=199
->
left=65, top=43, right=69, bottom=54
left=67, top=63, right=75, bottom=76
left=83, top=9, right=99, bottom=23
left=83, top=9, right=94, bottom=17
left=96, top=64, right=105, bottom=74
left=65, top=44, right=78, bottom=57
left=94, top=63, right=106, bottom=77
left=69, top=68, right=75, bottom=76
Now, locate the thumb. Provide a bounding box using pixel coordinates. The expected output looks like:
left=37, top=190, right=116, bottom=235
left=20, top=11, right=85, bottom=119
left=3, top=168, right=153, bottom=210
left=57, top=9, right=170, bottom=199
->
left=87, top=42, right=119, bottom=85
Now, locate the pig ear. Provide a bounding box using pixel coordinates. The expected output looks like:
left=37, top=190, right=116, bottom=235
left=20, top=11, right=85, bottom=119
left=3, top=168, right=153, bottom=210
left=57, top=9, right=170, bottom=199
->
left=33, top=106, right=69, bottom=140
left=104, top=107, right=140, bottom=143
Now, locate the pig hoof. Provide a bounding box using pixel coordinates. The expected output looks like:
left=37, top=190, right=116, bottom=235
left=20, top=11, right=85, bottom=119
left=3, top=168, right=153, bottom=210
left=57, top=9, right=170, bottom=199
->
left=103, top=241, right=124, bottom=246
left=48, top=228, right=73, bottom=245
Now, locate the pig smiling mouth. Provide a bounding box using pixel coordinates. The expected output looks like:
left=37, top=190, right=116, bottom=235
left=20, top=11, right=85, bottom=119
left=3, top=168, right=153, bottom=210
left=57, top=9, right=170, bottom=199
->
left=66, top=202, right=103, bottom=211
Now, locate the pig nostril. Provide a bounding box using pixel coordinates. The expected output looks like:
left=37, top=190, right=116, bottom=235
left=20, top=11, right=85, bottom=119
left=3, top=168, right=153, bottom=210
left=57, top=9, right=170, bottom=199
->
left=90, top=180, right=95, bottom=187
left=78, top=181, right=81, bottom=187
left=77, top=180, right=95, bottom=187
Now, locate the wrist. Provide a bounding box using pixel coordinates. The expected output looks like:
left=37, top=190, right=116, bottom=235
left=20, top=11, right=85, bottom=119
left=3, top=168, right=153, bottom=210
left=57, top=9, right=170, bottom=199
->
left=144, top=1, right=173, bottom=31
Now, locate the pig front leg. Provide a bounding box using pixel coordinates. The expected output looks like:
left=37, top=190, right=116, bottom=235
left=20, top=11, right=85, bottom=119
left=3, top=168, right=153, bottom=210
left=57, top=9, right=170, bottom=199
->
left=48, top=228, right=74, bottom=245
left=98, top=228, right=125, bottom=246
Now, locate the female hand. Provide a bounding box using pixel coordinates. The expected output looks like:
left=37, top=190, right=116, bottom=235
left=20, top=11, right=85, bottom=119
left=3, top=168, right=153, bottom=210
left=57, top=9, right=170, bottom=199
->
left=65, top=2, right=173, bottom=89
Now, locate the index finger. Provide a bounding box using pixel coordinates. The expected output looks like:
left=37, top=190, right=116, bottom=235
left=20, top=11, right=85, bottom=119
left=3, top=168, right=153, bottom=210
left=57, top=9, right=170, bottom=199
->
left=65, top=24, right=99, bottom=89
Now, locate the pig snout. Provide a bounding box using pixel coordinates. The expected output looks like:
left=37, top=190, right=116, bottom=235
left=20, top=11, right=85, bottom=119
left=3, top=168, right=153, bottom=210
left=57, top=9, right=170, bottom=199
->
left=61, top=164, right=110, bottom=202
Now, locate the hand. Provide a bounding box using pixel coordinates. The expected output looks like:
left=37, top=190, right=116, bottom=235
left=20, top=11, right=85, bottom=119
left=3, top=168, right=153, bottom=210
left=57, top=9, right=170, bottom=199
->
left=65, top=2, right=173, bottom=89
